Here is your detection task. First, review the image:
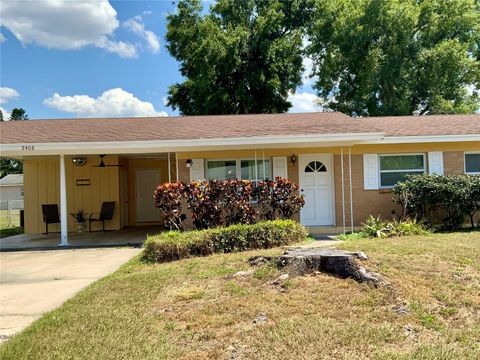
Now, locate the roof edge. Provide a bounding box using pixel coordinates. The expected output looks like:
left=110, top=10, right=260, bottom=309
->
left=0, top=132, right=384, bottom=157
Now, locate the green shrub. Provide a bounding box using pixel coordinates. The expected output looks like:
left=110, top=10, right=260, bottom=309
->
left=143, top=220, right=307, bottom=262
left=393, top=174, right=480, bottom=230
left=338, top=216, right=431, bottom=240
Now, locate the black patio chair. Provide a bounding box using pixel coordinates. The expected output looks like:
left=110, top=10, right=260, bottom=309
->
left=89, top=201, right=115, bottom=232
left=42, top=204, right=60, bottom=235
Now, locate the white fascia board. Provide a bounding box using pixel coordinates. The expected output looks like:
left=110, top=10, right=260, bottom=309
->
left=0, top=132, right=384, bottom=157
left=368, top=134, right=480, bottom=144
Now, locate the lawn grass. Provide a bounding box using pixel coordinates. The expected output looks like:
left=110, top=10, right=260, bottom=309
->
left=0, top=209, right=22, bottom=238
left=1, top=232, right=479, bottom=359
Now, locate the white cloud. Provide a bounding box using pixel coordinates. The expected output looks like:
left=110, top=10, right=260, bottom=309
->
left=0, top=0, right=137, bottom=58
left=123, top=15, right=160, bottom=54
left=43, top=88, right=168, bottom=117
left=0, top=87, right=19, bottom=104
left=95, top=36, right=137, bottom=58
left=0, top=33, right=5, bottom=42
left=0, top=107, right=11, bottom=120
left=288, top=91, right=321, bottom=113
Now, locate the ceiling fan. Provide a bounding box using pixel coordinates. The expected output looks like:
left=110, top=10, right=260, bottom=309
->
left=93, top=154, right=122, bottom=168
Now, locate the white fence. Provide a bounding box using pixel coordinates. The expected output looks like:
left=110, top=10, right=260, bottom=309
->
left=0, top=200, right=24, bottom=228
left=0, top=200, right=24, bottom=210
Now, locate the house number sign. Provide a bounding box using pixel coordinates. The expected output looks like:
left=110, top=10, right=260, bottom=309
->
left=21, top=145, right=35, bottom=151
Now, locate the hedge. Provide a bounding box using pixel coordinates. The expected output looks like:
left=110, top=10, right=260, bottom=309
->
left=143, top=219, right=307, bottom=263
left=393, top=174, right=480, bottom=230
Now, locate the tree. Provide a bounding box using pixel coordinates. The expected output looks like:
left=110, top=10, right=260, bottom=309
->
left=0, top=109, right=3, bottom=121
left=307, top=0, right=480, bottom=116
left=166, top=0, right=313, bottom=115
left=0, top=159, right=23, bottom=179
left=10, top=108, right=29, bottom=120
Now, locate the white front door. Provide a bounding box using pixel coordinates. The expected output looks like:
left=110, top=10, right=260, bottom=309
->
left=136, top=169, right=161, bottom=223
left=299, top=154, right=334, bottom=226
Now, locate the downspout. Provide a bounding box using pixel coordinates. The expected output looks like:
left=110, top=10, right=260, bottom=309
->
left=254, top=149, right=258, bottom=182
left=175, top=154, right=179, bottom=182
left=349, top=147, right=354, bottom=232
left=341, top=148, right=346, bottom=234
left=262, top=149, right=266, bottom=180
left=167, top=152, right=171, bottom=183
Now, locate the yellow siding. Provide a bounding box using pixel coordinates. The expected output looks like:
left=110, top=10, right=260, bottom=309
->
left=23, top=155, right=120, bottom=234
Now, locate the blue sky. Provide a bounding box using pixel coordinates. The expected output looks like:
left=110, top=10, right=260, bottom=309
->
left=0, top=0, right=318, bottom=120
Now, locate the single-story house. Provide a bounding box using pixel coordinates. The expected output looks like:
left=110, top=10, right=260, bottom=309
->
left=0, top=174, right=24, bottom=210
left=0, top=112, right=479, bottom=245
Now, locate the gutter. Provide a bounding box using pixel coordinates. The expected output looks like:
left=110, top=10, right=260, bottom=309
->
left=0, top=132, right=384, bottom=157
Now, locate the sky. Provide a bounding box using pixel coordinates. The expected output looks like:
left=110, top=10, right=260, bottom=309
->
left=0, top=0, right=319, bottom=120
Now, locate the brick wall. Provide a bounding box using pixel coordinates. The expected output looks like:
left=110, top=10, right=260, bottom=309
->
left=443, top=151, right=465, bottom=175
left=334, top=151, right=469, bottom=226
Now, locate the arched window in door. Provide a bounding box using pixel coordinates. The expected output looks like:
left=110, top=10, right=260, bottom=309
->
left=304, top=161, right=327, bottom=173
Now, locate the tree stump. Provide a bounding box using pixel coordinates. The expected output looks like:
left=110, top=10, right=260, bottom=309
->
left=251, top=248, right=384, bottom=285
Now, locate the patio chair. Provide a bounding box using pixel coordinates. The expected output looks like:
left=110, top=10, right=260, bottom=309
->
left=89, top=201, right=115, bottom=232
left=41, top=204, right=60, bottom=235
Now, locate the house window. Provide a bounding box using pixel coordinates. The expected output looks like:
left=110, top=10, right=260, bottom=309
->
left=465, top=152, right=480, bottom=174
left=304, top=161, right=327, bottom=173
left=206, top=159, right=271, bottom=181
left=206, top=160, right=237, bottom=180
left=241, top=159, right=270, bottom=181
left=379, top=154, right=426, bottom=188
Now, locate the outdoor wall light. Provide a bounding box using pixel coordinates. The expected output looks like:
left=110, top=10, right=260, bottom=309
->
left=72, top=157, right=87, bottom=167
left=186, top=159, right=193, bottom=168
left=291, top=154, right=297, bottom=164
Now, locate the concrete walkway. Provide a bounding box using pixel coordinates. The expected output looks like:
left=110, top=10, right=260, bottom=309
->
left=0, top=226, right=160, bottom=251
left=0, top=247, right=140, bottom=342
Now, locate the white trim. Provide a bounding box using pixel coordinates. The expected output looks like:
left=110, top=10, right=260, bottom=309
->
left=0, top=132, right=384, bottom=157
left=272, top=157, right=288, bottom=179
left=348, top=147, right=353, bottom=232
left=341, top=148, right=345, bottom=233
left=464, top=151, right=480, bottom=175
left=59, top=154, right=68, bottom=247
left=428, top=151, right=444, bottom=175
left=189, top=159, right=205, bottom=181
left=378, top=153, right=426, bottom=188
left=363, top=154, right=379, bottom=190
left=368, top=134, right=480, bottom=144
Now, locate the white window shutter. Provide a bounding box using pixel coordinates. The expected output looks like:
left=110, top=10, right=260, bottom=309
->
left=189, top=159, right=205, bottom=181
left=363, top=154, right=379, bottom=190
left=428, top=152, right=444, bottom=175
left=272, top=157, right=288, bottom=179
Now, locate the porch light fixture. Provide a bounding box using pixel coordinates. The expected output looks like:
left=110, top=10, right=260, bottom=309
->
left=291, top=154, right=297, bottom=164
left=186, top=159, right=193, bottom=168
left=72, top=157, right=87, bottom=167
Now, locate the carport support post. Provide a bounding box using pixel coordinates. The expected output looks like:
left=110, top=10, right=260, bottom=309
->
left=59, top=154, right=69, bottom=246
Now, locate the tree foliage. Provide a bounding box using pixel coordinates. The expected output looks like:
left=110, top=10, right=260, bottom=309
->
left=166, top=0, right=312, bottom=115
left=306, top=0, right=480, bottom=116
left=0, top=159, right=23, bottom=179
left=9, top=108, right=29, bottom=120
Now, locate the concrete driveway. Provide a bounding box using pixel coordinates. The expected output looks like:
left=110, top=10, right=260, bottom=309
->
left=0, top=247, right=140, bottom=342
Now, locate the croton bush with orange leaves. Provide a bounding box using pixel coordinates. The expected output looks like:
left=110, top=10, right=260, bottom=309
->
left=154, top=177, right=304, bottom=230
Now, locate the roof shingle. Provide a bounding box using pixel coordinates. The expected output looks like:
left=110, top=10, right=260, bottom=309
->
left=0, top=112, right=479, bottom=144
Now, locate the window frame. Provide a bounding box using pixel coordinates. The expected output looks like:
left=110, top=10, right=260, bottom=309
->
left=378, top=153, right=426, bottom=189
left=205, top=158, right=272, bottom=181
left=464, top=151, right=480, bottom=175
